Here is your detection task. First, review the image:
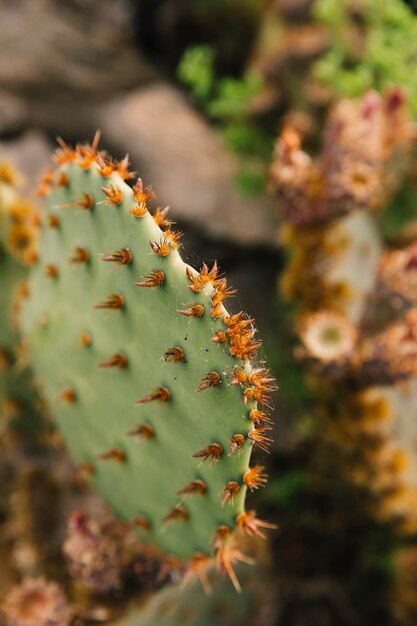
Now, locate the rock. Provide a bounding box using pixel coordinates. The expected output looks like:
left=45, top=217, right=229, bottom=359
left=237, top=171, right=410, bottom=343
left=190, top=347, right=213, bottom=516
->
left=0, top=0, right=157, bottom=135
left=100, top=83, right=278, bottom=248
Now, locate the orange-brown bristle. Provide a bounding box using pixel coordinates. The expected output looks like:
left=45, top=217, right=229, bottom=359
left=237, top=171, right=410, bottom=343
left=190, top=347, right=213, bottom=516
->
left=193, top=443, right=223, bottom=464
left=77, top=461, right=95, bottom=476
left=249, top=409, right=273, bottom=426
left=197, top=371, right=221, bottom=392
left=96, top=448, right=126, bottom=463
left=163, top=347, right=185, bottom=363
left=98, top=354, right=127, bottom=369
left=134, top=270, right=165, bottom=288
left=177, top=303, right=205, bottom=318
left=248, top=426, right=272, bottom=453
left=229, top=434, right=245, bottom=456
left=149, top=237, right=171, bottom=257
left=136, top=387, right=171, bottom=405
left=58, top=387, right=76, bottom=404
left=44, top=264, right=58, bottom=278
left=101, top=185, right=123, bottom=205
left=47, top=214, right=60, bottom=228
left=243, top=466, right=268, bottom=491
left=131, top=516, right=151, bottom=531
left=58, top=193, right=94, bottom=210
left=236, top=510, right=277, bottom=538
left=70, top=247, right=89, bottom=264
left=177, top=479, right=207, bottom=497
left=221, top=481, right=241, bottom=507
left=212, top=330, right=227, bottom=343
left=94, top=294, right=124, bottom=310
left=163, top=505, right=188, bottom=525
left=127, top=423, right=154, bottom=440
left=80, top=332, right=92, bottom=348
left=102, top=248, right=132, bottom=265
left=153, top=206, right=173, bottom=227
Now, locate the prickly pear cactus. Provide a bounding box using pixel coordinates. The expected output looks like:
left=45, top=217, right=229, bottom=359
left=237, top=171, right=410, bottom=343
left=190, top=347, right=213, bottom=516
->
left=0, top=161, right=40, bottom=435
left=21, top=139, right=275, bottom=569
left=116, top=562, right=268, bottom=626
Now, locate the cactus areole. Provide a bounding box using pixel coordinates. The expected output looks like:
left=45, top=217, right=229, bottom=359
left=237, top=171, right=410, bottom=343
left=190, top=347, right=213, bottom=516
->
left=21, top=136, right=275, bottom=576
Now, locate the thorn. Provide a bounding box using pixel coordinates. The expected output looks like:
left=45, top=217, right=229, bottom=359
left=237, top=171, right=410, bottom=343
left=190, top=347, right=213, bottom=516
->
left=163, top=347, right=185, bottom=363
left=91, top=130, right=101, bottom=153
left=94, top=294, right=124, bottom=310
left=164, top=227, right=182, bottom=249
left=193, top=443, right=223, bottom=465
left=44, top=264, right=58, bottom=278
left=149, top=238, right=170, bottom=257
left=96, top=448, right=125, bottom=463
left=56, top=171, right=69, bottom=187
left=47, top=214, right=60, bottom=228
left=116, top=154, right=135, bottom=180
left=157, top=555, right=182, bottom=583
left=131, top=515, right=151, bottom=530
left=236, top=510, right=277, bottom=538
left=249, top=409, right=273, bottom=426
left=80, top=332, right=92, bottom=348
left=77, top=461, right=95, bottom=476
left=216, top=544, right=255, bottom=593
left=212, top=525, right=232, bottom=553
left=197, top=371, right=221, bottom=392
left=177, top=479, right=207, bottom=498
left=177, top=303, right=204, bottom=318
left=182, top=553, right=212, bottom=594
left=134, top=269, right=165, bottom=288
left=55, top=137, right=77, bottom=165
left=127, top=423, right=154, bottom=440
left=70, top=247, right=89, bottom=264
left=101, top=248, right=132, bottom=265
left=58, top=193, right=94, bottom=210
left=136, top=387, right=170, bottom=405
left=163, top=505, right=188, bottom=526
left=98, top=353, right=127, bottom=369
left=230, top=367, right=247, bottom=386
left=221, top=481, right=241, bottom=507
left=131, top=178, right=154, bottom=214
left=58, top=387, right=76, bottom=404
left=153, top=206, right=173, bottom=227
left=131, top=516, right=150, bottom=531
left=101, top=185, right=123, bottom=205
left=243, top=466, right=268, bottom=491
left=211, top=330, right=227, bottom=343
left=248, top=426, right=272, bottom=453
left=229, top=434, right=245, bottom=456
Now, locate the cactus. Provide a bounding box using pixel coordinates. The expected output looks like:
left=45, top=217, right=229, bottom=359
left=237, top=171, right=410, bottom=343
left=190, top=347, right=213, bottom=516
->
left=0, top=161, right=41, bottom=436
left=115, top=561, right=268, bottom=626
left=20, top=137, right=275, bottom=575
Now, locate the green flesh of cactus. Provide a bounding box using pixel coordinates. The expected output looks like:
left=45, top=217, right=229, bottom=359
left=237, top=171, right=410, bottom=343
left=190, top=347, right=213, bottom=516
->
left=21, top=152, right=270, bottom=561
left=0, top=176, right=40, bottom=435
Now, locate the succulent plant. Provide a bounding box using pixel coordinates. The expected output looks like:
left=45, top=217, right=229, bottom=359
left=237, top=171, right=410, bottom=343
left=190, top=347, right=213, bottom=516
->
left=0, top=161, right=41, bottom=436
left=115, top=560, right=268, bottom=626
left=20, top=136, right=275, bottom=582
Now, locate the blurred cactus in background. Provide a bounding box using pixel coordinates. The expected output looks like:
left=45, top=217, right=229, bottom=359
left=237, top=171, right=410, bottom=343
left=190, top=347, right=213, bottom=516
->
left=0, top=160, right=42, bottom=437
left=269, top=88, right=417, bottom=625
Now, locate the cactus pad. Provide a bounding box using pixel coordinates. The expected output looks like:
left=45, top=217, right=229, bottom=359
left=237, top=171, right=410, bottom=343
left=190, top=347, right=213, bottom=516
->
left=21, top=139, right=275, bottom=568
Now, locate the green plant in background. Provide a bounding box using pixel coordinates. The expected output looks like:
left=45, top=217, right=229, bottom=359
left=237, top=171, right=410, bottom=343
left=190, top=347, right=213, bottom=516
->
left=178, top=45, right=271, bottom=196
left=314, top=0, right=417, bottom=115
left=0, top=161, right=42, bottom=437
left=20, top=138, right=275, bottom=584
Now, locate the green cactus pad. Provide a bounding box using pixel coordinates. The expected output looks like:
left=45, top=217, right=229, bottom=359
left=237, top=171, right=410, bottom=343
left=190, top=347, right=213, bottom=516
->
left=21, top=141, right=274, bottom=562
